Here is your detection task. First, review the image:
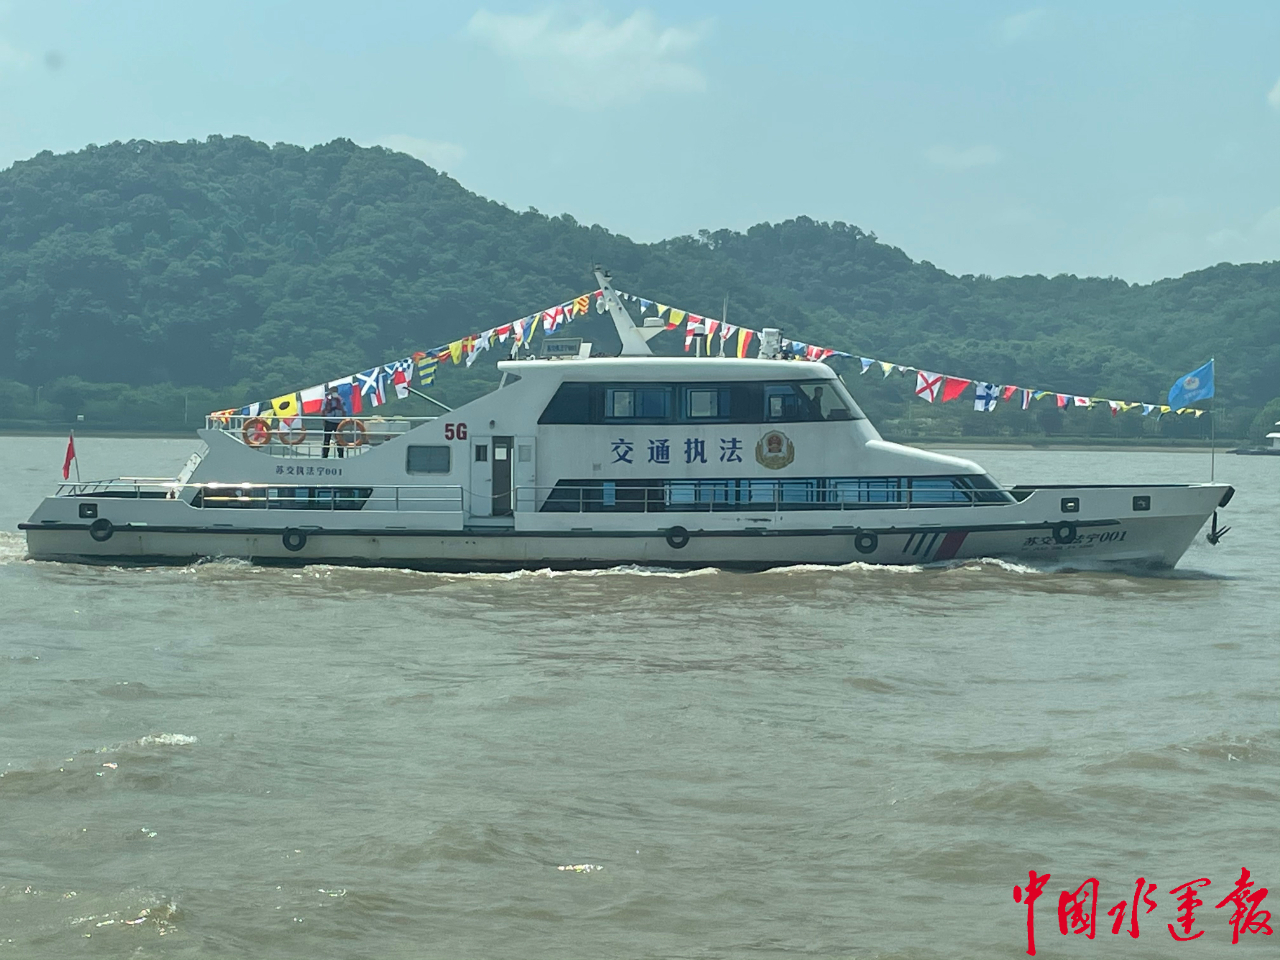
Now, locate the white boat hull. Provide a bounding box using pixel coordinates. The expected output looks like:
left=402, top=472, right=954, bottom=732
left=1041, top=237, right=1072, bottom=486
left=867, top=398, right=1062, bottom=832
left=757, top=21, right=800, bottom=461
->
left=22, top=482, right=1230, bottom=571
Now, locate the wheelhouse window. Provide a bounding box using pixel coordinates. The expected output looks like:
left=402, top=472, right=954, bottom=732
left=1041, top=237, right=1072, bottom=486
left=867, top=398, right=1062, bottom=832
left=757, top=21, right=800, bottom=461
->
left=684, top=386, right=731, bottom=420
left=765, top=382, right=854, bottom=421
left=538, top=379, right=862, bottom=425
left=538, top=382, right=591, bottom=424
left=606, top=386, right=670, bottom=421
left=796, top=382, right=854, bottom=420
left=764, top=384, right=807, bottom=421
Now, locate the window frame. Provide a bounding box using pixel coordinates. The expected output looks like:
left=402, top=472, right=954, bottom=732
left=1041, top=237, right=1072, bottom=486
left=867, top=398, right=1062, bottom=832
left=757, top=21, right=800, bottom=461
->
left=406, top=444, right=452, bottom=475
left=683, top=385, right=731, bottom=421
left=539, top=379, right=863, bottom=425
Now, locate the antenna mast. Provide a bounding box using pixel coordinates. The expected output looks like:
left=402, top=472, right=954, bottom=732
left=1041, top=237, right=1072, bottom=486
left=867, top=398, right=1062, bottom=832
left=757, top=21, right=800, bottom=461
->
left=593, top=268, right=653, bottom=357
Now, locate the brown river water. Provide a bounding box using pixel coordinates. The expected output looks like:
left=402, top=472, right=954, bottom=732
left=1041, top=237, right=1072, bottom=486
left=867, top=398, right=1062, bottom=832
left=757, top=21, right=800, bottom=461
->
left=1, top=437, right=1276, bottom=958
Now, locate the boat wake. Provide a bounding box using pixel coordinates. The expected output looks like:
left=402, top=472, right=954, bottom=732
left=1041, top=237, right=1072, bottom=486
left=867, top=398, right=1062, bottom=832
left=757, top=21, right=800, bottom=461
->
left=2, top=525, right=1225, bottom=585
left=0, top=530, right=29, bottom=565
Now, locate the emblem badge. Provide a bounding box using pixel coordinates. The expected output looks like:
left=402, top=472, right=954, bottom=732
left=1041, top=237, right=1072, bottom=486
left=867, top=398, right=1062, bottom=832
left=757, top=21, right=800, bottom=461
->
left=1183, top=376, right=1200, bottom=389
left=755, top=430, right=795, bottom=470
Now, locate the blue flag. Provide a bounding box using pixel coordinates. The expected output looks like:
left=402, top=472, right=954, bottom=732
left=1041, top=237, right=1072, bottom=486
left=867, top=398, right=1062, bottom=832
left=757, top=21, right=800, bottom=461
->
left=974, top=382, right=999, bottom=412
left=1167, top=360, right=1214, bottom=409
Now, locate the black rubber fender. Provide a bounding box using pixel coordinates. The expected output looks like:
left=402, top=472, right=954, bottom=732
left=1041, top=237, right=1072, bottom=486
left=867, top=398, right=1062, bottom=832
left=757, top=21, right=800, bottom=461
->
left=664, top=525, right=691, bottom=550
left=853, top=531, right=878, bottom=555
left=88, top=518, right=114, bottom=542
left=1052, top=521, right=1077, bottom=545
left=282, top=528, right=307, bottom=552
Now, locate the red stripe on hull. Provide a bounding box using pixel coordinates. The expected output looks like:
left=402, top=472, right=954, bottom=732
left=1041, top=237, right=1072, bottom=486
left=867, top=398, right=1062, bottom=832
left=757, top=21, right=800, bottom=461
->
left=933, top=529, right=968, bottom=561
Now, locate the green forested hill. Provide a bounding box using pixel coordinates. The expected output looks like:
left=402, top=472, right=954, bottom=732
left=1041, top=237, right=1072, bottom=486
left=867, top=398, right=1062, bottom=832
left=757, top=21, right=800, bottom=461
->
left=1, top=135, right=1277, bottom=439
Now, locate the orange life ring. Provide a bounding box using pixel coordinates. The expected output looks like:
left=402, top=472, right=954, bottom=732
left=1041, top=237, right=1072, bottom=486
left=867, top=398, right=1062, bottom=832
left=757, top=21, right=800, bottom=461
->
left=276, top=415, right=307, bottom=445
left=242, top=417, right=272, bottom=447
left=336, top=418, right=367, bottom=447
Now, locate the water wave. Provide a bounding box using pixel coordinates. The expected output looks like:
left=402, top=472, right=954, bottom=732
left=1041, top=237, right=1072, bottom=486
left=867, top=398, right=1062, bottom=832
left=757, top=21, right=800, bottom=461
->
left=0, top=734, right=198, bottom=797
left=0, top=531, right=29, bottom=564
left=132, top=733, right=198, bottom=748
left=69, top=894, right=181, bottom=936
left=301, top=562, right=728, bottom=582
left=3, top=530, right=1229, bottom=588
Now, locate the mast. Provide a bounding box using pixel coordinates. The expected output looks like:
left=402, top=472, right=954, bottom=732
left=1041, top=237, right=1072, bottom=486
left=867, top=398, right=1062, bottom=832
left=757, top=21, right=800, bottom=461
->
left=593, top=267, right=653, bottom=357
left=1209, top=394, right=1215, bottom=481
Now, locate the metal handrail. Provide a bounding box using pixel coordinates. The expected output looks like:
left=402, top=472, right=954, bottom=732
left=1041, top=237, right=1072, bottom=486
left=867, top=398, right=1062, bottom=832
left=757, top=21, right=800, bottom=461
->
left=56, top=479, right=183, bottom=497
left=55, top=478, right=465, bottom=513
left=196, top=483, right=463, bottom=513
left=57, top=477, right=1023, bottom=516
left=512, top=482, right=1006, bottom=514
left=203, top=413, right=439, bottom=457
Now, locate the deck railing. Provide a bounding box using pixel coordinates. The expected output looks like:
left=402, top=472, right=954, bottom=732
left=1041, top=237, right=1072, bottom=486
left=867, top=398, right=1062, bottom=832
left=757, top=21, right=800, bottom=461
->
left=56, top=477, right=184, bottom=498
left=56, top=479, right=463, bottom=513
left=513, top=483, right=1009, bottom=514
left=203, top=414, right=438, bottom=457
left=55, top=479, right=1017, bottom=517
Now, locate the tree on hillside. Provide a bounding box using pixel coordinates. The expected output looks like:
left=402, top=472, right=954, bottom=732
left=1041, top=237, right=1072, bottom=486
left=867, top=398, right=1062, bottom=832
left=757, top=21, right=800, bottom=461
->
left=0, top=136, right=1275, bottom=433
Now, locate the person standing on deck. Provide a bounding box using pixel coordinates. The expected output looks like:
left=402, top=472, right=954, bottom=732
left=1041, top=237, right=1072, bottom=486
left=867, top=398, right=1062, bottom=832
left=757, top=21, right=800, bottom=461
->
left=321, top=387, right=347, bottom=458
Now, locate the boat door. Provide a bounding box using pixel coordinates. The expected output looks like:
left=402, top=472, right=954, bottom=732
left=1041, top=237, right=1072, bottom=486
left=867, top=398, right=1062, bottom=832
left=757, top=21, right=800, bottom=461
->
left=512, top=437, right=535, bottom=511
left=469, top=439, right=492, bottom=517
left=491, top=436, right=514, bottom=516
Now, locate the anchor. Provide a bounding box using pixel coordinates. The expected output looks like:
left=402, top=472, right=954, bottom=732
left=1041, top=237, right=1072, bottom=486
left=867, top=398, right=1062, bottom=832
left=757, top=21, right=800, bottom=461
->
left=1206, top=511, right=1231, bottom=545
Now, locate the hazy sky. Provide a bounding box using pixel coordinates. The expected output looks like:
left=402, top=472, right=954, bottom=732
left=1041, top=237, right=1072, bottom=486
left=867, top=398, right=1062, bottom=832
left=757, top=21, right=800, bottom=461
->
left=2, top=1, right=1278, bottom=283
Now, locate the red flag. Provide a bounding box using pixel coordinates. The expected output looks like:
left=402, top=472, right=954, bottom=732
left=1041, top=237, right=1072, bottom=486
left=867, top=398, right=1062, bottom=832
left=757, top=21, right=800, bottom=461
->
left=1002, top=385, right=1018, bottom=401
left=62, top=432, right=76, bottom=480
left=941, top=377, right=972, bottom=403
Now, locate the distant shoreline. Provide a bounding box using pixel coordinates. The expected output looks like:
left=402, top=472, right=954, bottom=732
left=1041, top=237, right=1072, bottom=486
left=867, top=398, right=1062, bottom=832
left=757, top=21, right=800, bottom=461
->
left=0, top=426, right=195, bottom=440
left=912, top=440, right=1223, bottom=452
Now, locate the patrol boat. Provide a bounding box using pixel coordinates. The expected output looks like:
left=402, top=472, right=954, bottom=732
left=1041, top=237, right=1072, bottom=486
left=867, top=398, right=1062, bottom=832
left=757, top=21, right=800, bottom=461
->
left=21, top=271, right=1233, bottom=570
